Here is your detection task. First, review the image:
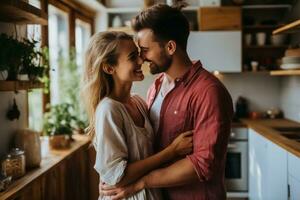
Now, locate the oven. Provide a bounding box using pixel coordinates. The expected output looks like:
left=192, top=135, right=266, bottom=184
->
left=225, top=127, right=248, bottom=192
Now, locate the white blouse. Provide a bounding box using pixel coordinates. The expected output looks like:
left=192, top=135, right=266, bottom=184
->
left=94, top=95, right=162, bottom=200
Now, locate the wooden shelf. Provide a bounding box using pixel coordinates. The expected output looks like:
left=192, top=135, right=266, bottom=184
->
left=244, top=45, right=288, bottom=49
left=272, top=19, right=300, bottom=35
left=243, top=25, right=282, bottom=30
left=108, top=26, right=134, bottom=35
left=106, top=7, right=140, bottom=14
left=242, top=4, right=291, bottom=10
left=0, top=0, right=48, bottom=25
left=270, top=70, right=300, bottom=76
left=0, top=81, right=44, bottom=91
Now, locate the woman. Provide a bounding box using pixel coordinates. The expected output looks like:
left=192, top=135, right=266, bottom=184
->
left=81, top=31, right=193, bottom=200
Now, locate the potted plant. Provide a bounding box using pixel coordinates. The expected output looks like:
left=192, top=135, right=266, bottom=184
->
left=0, top=33, right=47, bottom=81
left=0, top=34, right=23, bottom=80
left=43, top=103, right=78, bottom=149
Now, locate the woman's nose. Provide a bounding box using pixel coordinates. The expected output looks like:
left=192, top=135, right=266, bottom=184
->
left=137, top=55, right=143, bottom=65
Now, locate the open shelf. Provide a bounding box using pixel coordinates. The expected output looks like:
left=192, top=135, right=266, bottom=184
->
left=0, top=0, right=48, bottom=25
left=243, top=25, right=283, bottom=30
left=0, top=81, right=44, bottom=91
left=270, top=70, right=300, bottom=76
left=244, top=45, right=288, bottom=49
left=242, top=4, right=291, bottom=10
left=272, top=19, right=300, bottom=35
left=108, top=26, right=134, bottom=35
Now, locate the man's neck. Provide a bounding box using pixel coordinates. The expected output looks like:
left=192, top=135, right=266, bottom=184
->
left=165, top=52, right=193, bottom=81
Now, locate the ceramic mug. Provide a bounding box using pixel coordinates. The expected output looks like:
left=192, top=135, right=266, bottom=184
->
left=256, top=32, right=266, bottom=46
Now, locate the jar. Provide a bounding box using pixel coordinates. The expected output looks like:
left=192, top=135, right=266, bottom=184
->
left=1, top=148, right=26, bottom=179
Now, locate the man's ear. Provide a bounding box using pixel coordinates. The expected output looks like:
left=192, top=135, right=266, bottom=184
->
left=102, top=64, right=115, bottom=75
left=166, top=40, right=176, bottom=55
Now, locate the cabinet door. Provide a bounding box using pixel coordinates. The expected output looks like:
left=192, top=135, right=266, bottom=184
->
left=265, top=140, right=288, bottom=200
left=187, top=31, right=242, bottom=72
left=249, top=129, right=268, bottom=200
left=288, top=153, right=300, bottom=200
left=249, top=129, right=288, bottom=200
left=289, top=175, right=300, bottom=200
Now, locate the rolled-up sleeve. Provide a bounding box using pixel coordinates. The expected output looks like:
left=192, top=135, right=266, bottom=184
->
left=187, top=84, right=233, bottom=181
left=94, top=102, right=128, bottom=185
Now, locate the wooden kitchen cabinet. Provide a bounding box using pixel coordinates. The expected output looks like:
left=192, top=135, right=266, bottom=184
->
left=248, top=129, right=288, bottom=200
left=0, top=136, right=98, bottom=200
left=187, top=31, right=242, bottom=72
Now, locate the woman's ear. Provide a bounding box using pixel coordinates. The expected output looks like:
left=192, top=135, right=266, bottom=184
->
left=102, top=64, right=115, bottom=75
left=166, top=40, right=176, bottom=56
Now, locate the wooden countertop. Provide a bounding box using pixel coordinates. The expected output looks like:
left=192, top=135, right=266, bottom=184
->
left=0, top=134, right=91, bottom=199
left=241, top=118, right=300, bottom=158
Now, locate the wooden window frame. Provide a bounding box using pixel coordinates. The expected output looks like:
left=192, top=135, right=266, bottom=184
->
left=41, top=0, right=95, bottom=111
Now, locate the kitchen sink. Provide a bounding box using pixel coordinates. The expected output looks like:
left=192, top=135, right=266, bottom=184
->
left=272, top=127, right=300, bottom=142
left=272, top=127, right=300, bottom=132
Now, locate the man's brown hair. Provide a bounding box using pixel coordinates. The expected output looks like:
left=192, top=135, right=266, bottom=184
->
left=132, top=4, right=190, bottom=50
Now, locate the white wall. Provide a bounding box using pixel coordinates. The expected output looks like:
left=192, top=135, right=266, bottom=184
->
left=278, top=0, right=300, bottom=122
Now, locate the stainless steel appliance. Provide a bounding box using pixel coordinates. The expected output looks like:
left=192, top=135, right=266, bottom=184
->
left=225, top=127, right=248, bottom=192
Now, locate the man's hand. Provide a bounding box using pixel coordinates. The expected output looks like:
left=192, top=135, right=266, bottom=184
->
left=100, top=179, right=145, bottom=200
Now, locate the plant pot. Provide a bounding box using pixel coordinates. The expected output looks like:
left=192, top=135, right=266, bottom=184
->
left=0, top=70, right=8, bottom=80
left=49, top=135, right=71, bottom=149
left=17, top=74, right=29, bottom=81
left=7, top=69, right=18, bottom=81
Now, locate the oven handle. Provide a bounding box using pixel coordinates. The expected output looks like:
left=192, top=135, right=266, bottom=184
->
left=227, top=143, right=238, bottom=149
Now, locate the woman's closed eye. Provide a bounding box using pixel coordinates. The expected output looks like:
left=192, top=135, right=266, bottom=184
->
left=128, top=51, right=139, bottom=61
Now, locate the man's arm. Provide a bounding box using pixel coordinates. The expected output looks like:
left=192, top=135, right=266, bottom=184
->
left=141, top=157, right=198, bottom=188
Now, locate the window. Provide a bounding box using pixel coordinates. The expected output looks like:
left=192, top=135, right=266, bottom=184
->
left=48, top=5, right=69, bottom=105
left=75, top=18, right=91, bottom=73
left=27, top=15, right=43, bottom=131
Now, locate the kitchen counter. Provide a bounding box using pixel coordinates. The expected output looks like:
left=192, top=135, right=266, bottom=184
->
left=241, top=118, right=300, bottom=158
left=0, top=134, right=91, bottom=200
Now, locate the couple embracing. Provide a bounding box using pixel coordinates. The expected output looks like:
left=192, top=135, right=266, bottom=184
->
left=81, top=3, right=233, bottom=200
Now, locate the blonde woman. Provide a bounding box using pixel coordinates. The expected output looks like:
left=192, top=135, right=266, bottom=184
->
left=81, top=31, right=193, bottom=200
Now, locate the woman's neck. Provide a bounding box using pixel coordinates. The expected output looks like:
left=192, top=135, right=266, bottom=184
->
left=109, top=81, right=132, bottom=103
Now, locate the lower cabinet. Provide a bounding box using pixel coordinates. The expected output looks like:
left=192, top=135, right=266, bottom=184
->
left=288, top=153, right=300, bottom=200
left=5, top=146, right=98, bottom=200
left=248, top=129, right=288, bottom=200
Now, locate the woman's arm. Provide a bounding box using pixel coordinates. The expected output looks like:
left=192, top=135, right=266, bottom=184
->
left=114, top=130, right=193, bottom=187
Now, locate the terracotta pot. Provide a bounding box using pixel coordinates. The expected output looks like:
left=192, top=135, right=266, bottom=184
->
left=49, top=135, right=71, bottom=149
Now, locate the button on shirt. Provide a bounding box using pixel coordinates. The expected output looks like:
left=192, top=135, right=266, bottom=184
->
left=147, top=61, right=234, bottom=200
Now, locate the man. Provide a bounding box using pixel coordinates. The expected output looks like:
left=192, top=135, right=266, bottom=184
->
left=101, top=4, right=233, bottom=200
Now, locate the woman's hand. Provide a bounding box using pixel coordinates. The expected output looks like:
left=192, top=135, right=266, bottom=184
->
left=100, top=179, right=145, bottom=200
left=169, top=130, right=193, bottom=157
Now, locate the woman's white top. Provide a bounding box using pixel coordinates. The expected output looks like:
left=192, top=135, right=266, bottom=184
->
left=94, top=95, right=162, bottom=200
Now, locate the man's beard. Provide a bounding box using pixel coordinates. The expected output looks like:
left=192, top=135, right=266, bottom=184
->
left=149, top=52, right=172, bottom=75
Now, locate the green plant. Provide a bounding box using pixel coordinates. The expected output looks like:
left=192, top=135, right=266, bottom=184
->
left=0, top=33, right=47, bottom=80
left=43, top=103, right=78, bottom=136
left=0, top=33, right=24, bottom=80
left=57, top=48, right=88, bottom=130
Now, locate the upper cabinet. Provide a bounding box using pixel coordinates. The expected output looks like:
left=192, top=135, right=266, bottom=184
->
left=187, top=31, right=242, bottom=72
left=0, top=0, right=48, bottom=25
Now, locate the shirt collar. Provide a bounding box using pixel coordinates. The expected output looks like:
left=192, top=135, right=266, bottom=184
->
left=175, top=60, right=203, bottom=86
left=153, top=60, right=203, bottom=90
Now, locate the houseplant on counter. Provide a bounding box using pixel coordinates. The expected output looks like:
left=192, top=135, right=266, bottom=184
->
left=43, top=103, right=79, bottom=149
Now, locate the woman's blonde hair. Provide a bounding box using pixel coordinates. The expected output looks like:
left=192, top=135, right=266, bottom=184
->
left=81, top=31, right=132, bottom=139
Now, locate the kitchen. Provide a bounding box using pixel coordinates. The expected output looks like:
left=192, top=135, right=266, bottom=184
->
left=0, top=0, right=300, bottom=200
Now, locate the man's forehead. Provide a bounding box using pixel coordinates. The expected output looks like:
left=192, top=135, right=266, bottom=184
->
left=136, top=29, right=154, bottom=44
